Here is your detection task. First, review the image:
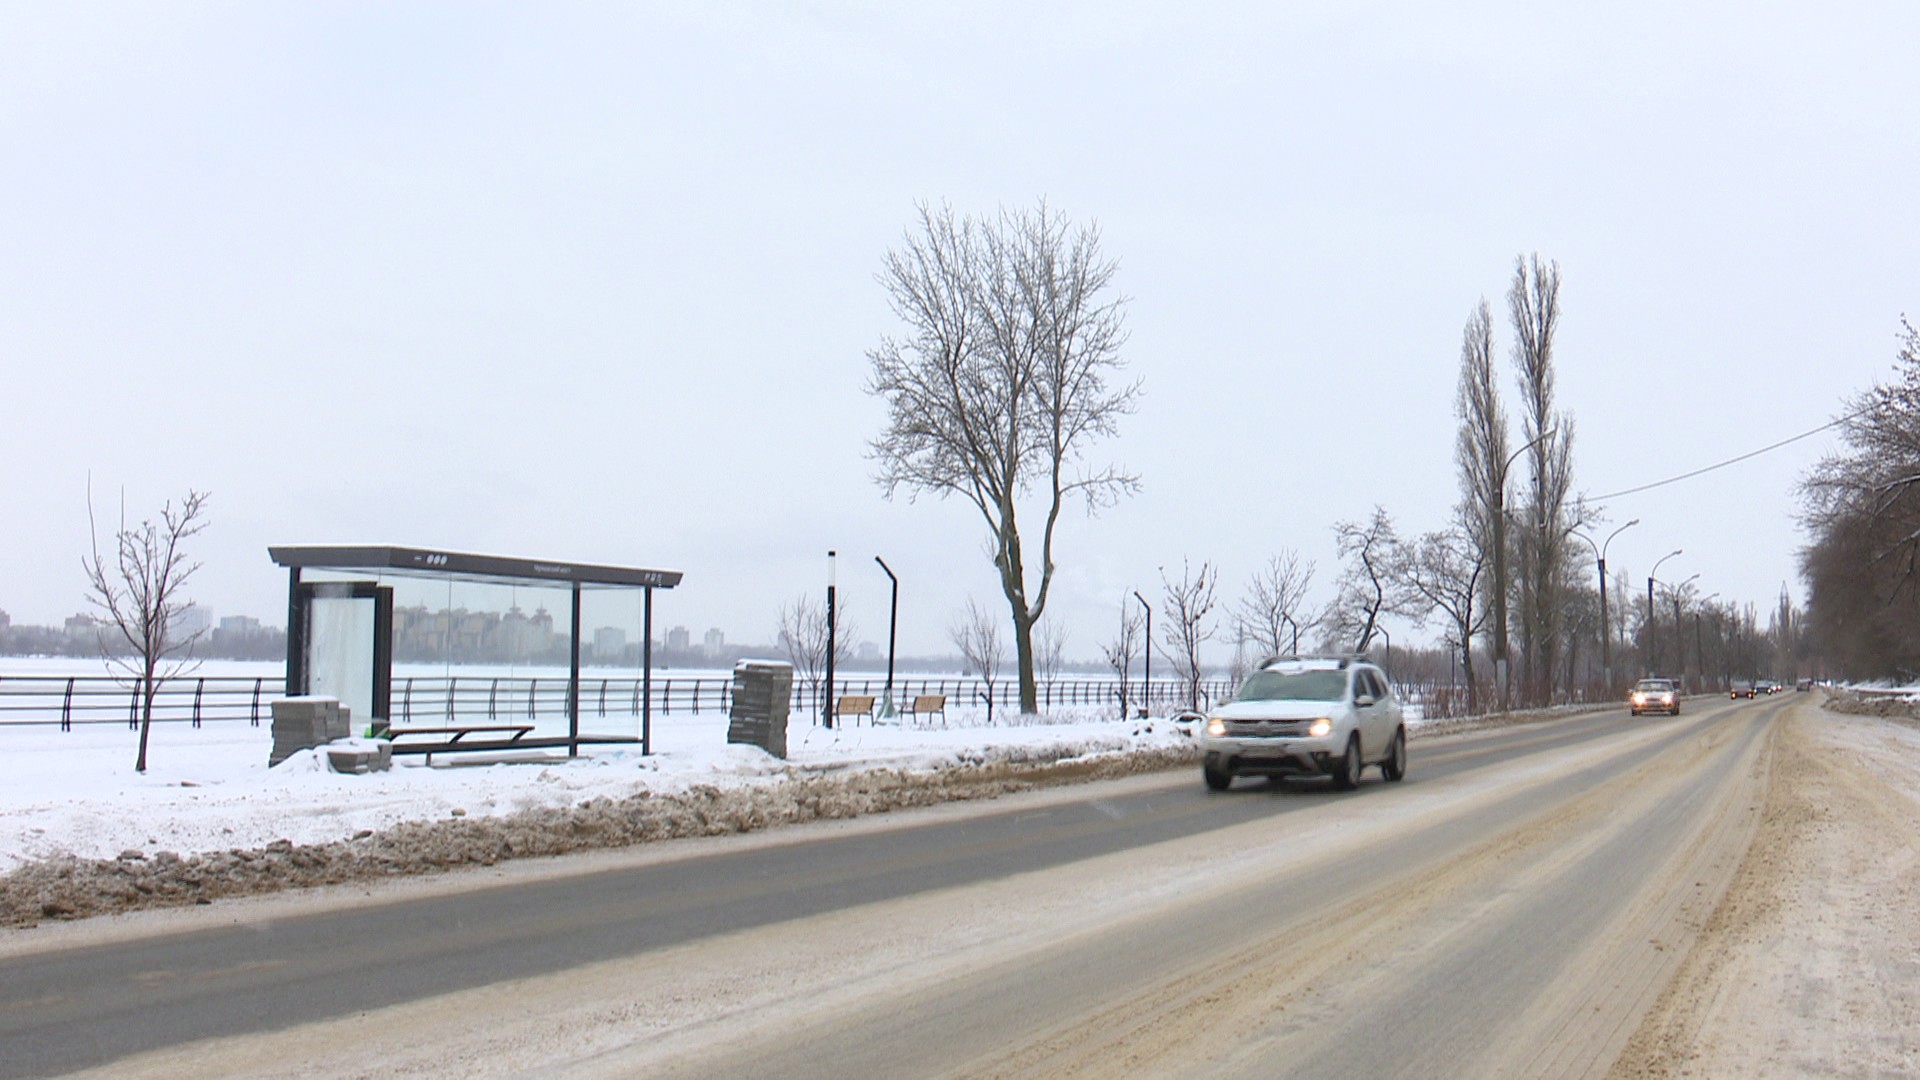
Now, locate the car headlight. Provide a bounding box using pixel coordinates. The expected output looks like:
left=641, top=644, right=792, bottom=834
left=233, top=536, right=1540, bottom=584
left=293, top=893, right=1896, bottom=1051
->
left=1631, top=694, right=1646, bottom=704
left=1309, top=718, right=1332, bottom=738
left=1206, top=716, right=1226, bottom=737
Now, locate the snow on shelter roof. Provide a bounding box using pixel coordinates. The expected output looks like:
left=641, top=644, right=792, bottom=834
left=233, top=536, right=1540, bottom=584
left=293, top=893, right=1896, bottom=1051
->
left=268, top=544, right=683, bottom=590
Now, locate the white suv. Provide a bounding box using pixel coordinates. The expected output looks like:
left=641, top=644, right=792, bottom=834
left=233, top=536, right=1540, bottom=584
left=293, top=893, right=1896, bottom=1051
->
left=1200, top=656, right=1407, bottom=791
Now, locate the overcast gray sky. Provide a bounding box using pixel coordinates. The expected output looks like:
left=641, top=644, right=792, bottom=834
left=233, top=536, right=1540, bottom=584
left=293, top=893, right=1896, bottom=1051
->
left=4, top=2, right=1916, bottom=662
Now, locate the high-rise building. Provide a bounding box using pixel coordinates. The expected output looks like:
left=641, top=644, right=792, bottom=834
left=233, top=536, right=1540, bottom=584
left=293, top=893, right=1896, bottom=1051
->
left=703, top=627, right=725, bottom=655
left=667, top=626, right=690, bottom=651
left=593, top=626, right=628, bottom=660
left=174, top=604, right=213, bottom=641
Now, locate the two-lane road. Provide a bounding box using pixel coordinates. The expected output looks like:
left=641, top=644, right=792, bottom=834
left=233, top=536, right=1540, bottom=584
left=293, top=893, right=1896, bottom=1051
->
left=0, top=695, right=1788, bottom=1078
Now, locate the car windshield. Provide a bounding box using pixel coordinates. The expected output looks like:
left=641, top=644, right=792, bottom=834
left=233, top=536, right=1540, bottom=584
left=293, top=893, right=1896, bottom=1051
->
left=1635, top=680, right=1672, bottom=692
left=1234, top=669, right=1348, bottom=702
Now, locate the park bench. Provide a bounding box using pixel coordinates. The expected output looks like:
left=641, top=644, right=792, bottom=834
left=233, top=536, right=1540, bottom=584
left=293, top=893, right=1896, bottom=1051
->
left=833, top=695, right=876, bottom=725
left=383, top=724, right=538, bottom=765
left=903, top=694, right=947, bottom=725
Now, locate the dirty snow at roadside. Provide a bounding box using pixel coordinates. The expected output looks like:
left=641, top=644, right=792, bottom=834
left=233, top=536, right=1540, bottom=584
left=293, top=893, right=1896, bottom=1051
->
left=0, top=708, right=1192, bottom=872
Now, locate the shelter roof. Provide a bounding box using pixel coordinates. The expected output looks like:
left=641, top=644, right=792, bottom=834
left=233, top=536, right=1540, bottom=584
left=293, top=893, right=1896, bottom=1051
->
left=268, top=544, right=682, bottom=590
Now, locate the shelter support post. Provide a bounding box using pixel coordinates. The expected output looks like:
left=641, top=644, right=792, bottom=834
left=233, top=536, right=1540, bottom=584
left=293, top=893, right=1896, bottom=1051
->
left=643, top=585, right=654, bottom=755
left=568, top=582, right=582, bottom=758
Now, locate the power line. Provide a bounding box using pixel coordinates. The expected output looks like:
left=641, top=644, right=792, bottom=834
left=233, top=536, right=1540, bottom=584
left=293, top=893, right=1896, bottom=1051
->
left=1591, top=406, right=1872, bottom=501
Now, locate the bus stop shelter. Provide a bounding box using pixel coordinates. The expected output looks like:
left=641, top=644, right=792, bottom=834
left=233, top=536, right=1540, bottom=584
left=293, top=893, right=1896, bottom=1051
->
left=268, top=544, right=683, bottom=757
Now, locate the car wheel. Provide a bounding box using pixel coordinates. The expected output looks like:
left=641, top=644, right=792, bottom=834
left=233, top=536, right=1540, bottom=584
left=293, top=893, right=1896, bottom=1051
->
left=1203, top=763, right=1232, bottom=792
left=1381, top=727, right=1407, bottom=782
left=1332, top=735, right=1362, bottom=791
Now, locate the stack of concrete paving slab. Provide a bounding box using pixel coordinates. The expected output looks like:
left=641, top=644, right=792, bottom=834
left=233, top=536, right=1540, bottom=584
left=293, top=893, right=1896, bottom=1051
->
left=324, top=740, right=393, bottom=774
left=269, top=696, right=350, bottom=766
left=727, top=660, right=792, bottom=759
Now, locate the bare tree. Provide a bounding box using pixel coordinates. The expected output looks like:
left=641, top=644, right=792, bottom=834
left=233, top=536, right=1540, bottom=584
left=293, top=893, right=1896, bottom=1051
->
left=1233, top=551, right=1316, bottom=661
left=1509, top=253, right=1580, bottom=704
left=951, top=597, right=1005, bottom=723
left=1035, top=617, right=1068, bottom=685
left=1393, top=519, right=1489, bottom=714
left=1101, top=595, right=1144, bottom=720
left=1323, top=507, right=1401, bottom=654
left=868, top=200, right=1140, bottom=715
left=1156, top=559, right=1218, bottom=710
left=777, top=594, right=855, bottom=718
left=1800, top=316, right=1920, bottom=677
left=83, top=487, right=210, bottom=773
left=1455, top=299, right=1514, bottom=707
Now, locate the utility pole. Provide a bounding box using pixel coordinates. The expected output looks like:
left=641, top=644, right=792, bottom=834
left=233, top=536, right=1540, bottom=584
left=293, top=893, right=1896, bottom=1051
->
left=1574, top=519, right=1638, bottom=694
left=1648, top=549, right=1683, bottom=675
left=1492, top=428, right=1556, bottom=711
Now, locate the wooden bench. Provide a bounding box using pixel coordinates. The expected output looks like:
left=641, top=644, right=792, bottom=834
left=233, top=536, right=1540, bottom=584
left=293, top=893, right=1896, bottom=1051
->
left=384, top=724, right=536, bottom=764
left=903, top=694, right=947, bottom=725
left=833, top=695, right=876, bottom=725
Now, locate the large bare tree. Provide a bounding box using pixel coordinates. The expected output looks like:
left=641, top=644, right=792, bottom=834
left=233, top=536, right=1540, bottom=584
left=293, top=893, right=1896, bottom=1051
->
left=1233, top=551, right=1316, bottom=661
left=1509, top=254, right=1580, bottom=705
left=1799, top=316, right=1920, bottom=676
left=1323, top=507, right=1401, bottom=654
left=868, top=201, right=1139, bottom=714
left=83, top=487, right=210, bottom=773
left=1455, top=299, right=1514, bottom=706
left=1393, top=519, right=1489, bottom=714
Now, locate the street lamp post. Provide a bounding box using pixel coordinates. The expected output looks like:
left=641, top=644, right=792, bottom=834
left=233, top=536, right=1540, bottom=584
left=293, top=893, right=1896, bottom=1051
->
left=1573, top=518, right=1639, bottom=694
left=823, top=550, right=838, bottom=729
left=1647, top=549, right=1683, bottom=675
left=1133, top=590, right=1152, bottom=719
left=1664, top=573, right=1699, bottom=687
left=874, top=556, right=898, bottom=718
left=1492, top=427, right=1556, bottom=710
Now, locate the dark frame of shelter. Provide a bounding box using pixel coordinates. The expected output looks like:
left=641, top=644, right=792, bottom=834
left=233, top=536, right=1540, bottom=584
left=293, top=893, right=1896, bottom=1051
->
left=269, top=544, right=683, bottom=757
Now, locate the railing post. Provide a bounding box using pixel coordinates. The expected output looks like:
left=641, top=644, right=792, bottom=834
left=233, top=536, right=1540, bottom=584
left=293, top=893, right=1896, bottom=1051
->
left=62, top=678, right=75, bottom=732
left=250, top=678, right=263, bottom=726
left=598, top=678, right=608, bottom=718
left=447, top=677, right=457, bottom=722
left=489, top=679, right=499, bottom=720
left=192, top=679, right=205, bottom=728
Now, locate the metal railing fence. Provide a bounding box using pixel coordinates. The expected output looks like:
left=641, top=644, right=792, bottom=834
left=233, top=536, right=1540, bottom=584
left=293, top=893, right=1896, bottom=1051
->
left=0, top=672, right=1235, bottom=731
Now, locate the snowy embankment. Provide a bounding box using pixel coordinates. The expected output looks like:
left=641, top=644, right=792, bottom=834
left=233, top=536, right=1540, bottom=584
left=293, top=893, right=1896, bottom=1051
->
left=0, top=695, right=1627, bottom=928
left=0, top=706, right=1198, bottom=926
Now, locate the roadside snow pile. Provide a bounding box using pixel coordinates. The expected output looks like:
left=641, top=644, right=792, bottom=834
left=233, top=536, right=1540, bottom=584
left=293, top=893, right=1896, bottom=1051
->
left=0, top=714, right=1197, bottom=926
left=1821, top=687, right=1920, bottom=723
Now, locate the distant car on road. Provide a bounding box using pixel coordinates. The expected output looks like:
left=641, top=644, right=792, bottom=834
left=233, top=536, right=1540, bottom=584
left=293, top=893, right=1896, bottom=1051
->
left=1200, top=655, right=1407, bottom=792
left=1731, top=683, right=1756, bottom=699
left=1796, top=678, right=1814, bottom=692
left=1630, top=678, right=1680, bottom=716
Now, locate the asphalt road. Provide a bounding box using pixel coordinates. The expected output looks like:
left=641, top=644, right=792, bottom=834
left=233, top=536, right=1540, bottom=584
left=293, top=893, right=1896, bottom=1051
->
left=0, top=697, right=1786, bottom=1078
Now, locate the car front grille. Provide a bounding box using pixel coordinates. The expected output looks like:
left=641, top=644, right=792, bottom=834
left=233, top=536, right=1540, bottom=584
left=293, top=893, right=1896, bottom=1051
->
left=1222, top=719, right=1314, bottom=737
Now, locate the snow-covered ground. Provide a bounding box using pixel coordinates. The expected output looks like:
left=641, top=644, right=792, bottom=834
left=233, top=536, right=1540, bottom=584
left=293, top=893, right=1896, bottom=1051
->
left=0, top=705, right=1190, bottom=873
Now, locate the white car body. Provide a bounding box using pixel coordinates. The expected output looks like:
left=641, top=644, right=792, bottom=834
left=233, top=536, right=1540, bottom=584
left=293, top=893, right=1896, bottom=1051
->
left=1199, top=657, right=1406, bottom=790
